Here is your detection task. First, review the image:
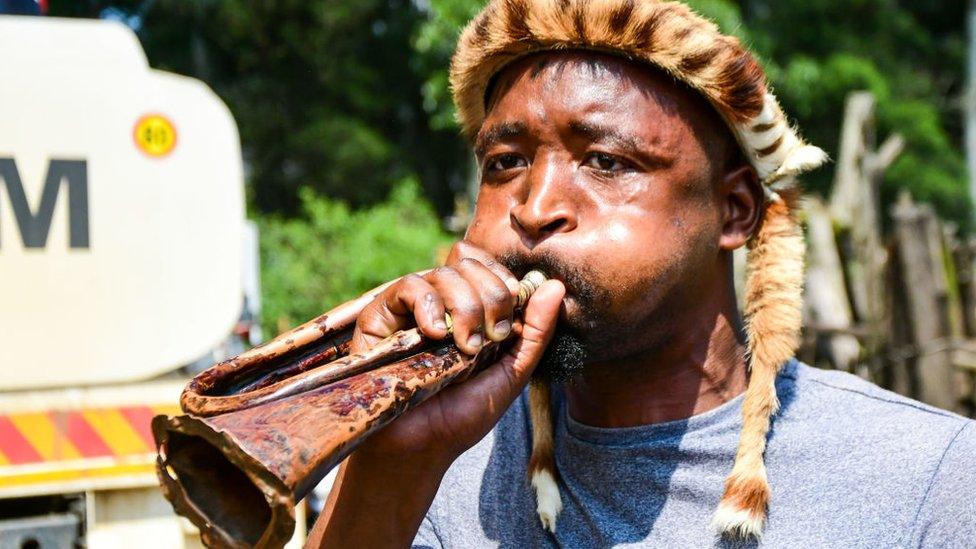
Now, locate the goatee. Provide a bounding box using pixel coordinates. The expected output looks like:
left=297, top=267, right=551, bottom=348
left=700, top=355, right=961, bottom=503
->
left=499, top=250, right=611, bottom=383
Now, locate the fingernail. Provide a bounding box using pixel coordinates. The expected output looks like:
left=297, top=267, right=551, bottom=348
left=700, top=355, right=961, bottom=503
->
left=467, top=333, right=483, bottom=350
left=493, top=320, right=512, bottom=339
left=434, top=319, right=448, bottom=331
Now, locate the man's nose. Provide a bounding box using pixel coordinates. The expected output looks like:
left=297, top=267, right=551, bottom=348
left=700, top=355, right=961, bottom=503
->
left=510, top=155, right=578, bottom=246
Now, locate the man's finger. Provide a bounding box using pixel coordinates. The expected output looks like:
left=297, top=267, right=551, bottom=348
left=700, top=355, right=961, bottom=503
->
left=444, top=279, right=565, bottom=416
left=350, top=275, right=448, bottom=354
left=447, top=240, right=519, bottom=295
left=424, top=267, right=487, bottom=355
left=503, top=279, right=565, bottom=380
left=455, top=258, right=515, bottom=342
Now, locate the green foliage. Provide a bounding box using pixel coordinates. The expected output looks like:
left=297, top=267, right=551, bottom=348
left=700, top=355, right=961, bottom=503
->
left=49, top=0, right=974, bottom=328
left=257, top=179, right=453, bottom=333
left=85, top=0, right=468, bottom=217
left=55, top=1, right=970, bottom=229
left=737, top=1, right=971, bottom=229
left=413, top=0, right=484, bottom=131
left=683, top=0, right=746, bottom=40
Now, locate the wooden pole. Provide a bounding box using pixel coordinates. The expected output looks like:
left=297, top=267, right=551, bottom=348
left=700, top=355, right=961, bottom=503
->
left=829, top=92, right=903, bottom=379
left=966, top=0, right=976, bottom=209
left=803, top=196, right=861, bottom=371
left=891, top=191, right=959, bottom=411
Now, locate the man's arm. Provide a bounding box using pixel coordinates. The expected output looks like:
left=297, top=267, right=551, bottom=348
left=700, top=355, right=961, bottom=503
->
left=307, top=245, right=565, bottom=548
left=306, top=453, right=450, bottom=547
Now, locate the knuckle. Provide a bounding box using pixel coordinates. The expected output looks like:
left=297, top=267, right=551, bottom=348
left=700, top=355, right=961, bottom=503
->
left=384, top=281, right=406, bottom=297
left=401, top=274, right=431, bottom=293
left=453, top=300, right=484, bottom=318
left=402, top=273, right=425, bottom=284
left=449, top=241, right=467, bottom=254
left=483, top=284, right=512, bottom=306
left=423, top=290, right=444, bottom=306
left=432, top=265, right=457, bottom=278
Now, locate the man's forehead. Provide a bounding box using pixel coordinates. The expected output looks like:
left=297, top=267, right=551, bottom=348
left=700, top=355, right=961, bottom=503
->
left=477, top=50, right=734, bottom=161
left=486, top=50, right=683, bottom=112
left=478, top=53, right=693, bottom=148
left=474, top=118, right=653, bottom=160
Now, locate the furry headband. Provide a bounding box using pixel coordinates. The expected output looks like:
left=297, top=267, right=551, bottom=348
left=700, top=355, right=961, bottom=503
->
left=450, top=0, right=826, bottom=539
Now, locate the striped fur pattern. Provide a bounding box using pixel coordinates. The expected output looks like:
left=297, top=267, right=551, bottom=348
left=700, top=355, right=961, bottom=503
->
left=450, top=0, right=827, bottom=185
left=451, top=0, right=825, bottom=538
left=528, top=379, right=561, bottom=532
left=712, top=189, right=805, bottom=537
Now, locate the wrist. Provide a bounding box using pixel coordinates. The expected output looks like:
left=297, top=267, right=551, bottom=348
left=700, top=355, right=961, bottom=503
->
left=311, top=450, right=451, bottom=548
left=346, top=444, right=455, bottom=480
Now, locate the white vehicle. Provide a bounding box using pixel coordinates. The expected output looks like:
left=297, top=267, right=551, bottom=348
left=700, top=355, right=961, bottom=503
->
left=0, top=15, right=301, bottom=547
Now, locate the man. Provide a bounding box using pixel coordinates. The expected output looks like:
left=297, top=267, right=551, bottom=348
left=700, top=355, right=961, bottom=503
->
left=310, top=1, right=976, bottom=546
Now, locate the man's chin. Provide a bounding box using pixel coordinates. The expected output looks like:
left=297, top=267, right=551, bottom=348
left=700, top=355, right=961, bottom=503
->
left=533, top=329, right=588, bottom=384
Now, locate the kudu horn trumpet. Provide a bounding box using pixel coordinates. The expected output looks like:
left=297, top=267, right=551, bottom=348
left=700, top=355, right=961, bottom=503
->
left=152, top=270, right=547, bottom=548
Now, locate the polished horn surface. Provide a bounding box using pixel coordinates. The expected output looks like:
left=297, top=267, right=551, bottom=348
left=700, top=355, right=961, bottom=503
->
left=152, top=271, right=546, bottom=548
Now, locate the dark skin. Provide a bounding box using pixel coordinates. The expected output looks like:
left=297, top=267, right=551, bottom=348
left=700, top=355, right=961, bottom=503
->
left=308, top=50, right=763, bottom=547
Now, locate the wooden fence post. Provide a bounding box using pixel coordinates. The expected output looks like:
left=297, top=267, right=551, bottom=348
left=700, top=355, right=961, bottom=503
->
left=825, top=91, right=903, bottom=378
left=803, top=196, right=861, bottom=371
left=891, top=192, right=960, bottom=411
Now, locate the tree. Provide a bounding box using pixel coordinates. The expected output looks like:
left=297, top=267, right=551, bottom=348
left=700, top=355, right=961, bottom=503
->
left=51, top=0, right=471, bottom=217
left=258, top=178, right=453, bottom=332
left=738, top=0, right=970, bottom=229
left=51, top=0, right=971, bottom=229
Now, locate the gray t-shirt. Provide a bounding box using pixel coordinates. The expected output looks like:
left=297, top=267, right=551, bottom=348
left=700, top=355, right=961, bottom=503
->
left=413, top=359, right=976, bottom=548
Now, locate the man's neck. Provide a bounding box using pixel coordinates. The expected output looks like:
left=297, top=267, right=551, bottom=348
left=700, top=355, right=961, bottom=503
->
left=563, top=291, right=748, bottom=429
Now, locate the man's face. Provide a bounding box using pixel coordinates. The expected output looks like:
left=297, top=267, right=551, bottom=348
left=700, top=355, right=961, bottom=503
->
left=465, top=51, right=744, bottom=376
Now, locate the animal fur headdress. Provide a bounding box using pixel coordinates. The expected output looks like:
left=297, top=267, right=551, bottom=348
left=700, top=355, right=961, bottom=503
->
left=450, top=0, right=826, bottom=539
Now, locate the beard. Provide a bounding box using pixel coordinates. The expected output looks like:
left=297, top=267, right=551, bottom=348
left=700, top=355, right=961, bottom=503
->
left=499, top=250, right=617, bottom=383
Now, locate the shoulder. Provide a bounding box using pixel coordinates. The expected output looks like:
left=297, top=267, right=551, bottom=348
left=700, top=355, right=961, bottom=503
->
left=774, top=359, right=976, bottom=495
left=767, top=361, right=976, bottom=541
left=777, top=359, right=972, bottom=436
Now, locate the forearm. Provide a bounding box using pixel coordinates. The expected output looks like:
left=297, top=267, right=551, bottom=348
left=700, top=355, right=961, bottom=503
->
left=307, top=451, right=450, bottom=548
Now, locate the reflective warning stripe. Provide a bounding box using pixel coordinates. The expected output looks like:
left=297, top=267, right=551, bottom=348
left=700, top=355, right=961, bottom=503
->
left=0, top=461, right=158, bottom=488
left=119, top=406, right=157, bottom=449
left=80, top=409, right=149, bottom=456
left=10, top=413, right=82, bottom=461
left=0, top=416, right=43, bottom=464
left=65, top=411, right=113, bottom=457
left=0, top=405, right=179, bottom=468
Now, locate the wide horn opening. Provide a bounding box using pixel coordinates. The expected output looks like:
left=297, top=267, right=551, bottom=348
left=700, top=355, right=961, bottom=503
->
left=164, top=430, right=271, bottom=544
left=153, top=415, right=295, bottom=548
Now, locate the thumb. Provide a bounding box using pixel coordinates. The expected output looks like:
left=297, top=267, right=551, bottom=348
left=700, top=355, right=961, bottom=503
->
left=435, top=279, right=565, bottom=428
left=504, top=279, right=566, bottom=380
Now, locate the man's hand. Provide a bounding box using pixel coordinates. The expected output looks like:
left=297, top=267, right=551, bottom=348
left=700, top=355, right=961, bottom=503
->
left=349, top=242, right=564, bottom=462
left=308, top=242, right=564, bottom=548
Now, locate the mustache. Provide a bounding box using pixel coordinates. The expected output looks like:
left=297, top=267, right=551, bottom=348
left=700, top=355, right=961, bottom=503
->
left=497, top=249, right=598, bottom=308
left=497, top=249, right=602, bottom=383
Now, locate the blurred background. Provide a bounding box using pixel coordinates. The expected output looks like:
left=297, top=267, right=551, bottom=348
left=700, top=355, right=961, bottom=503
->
left=1, top=0, right=974, bottom=547
left=43, top=0, right=976, bottom=335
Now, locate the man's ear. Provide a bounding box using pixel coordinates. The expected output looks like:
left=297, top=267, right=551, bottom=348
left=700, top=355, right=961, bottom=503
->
left=718, top=164, right=763, bottom=251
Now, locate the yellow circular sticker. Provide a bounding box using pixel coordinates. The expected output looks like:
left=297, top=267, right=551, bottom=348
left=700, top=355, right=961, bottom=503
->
left=133, top=114, right=177, bottom=157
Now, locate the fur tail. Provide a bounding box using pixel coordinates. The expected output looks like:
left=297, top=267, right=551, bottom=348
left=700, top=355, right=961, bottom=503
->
left=712, top=193, right=804, bottom=538
left=528, top=378, right=561, bottom=533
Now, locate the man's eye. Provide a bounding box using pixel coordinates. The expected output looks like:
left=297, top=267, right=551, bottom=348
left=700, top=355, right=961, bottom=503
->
left=486, top=154, right=526, bottom=172
left=584, top=152, right=628, bottom=173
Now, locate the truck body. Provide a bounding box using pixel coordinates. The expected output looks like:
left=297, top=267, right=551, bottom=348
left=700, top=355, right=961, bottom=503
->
left=0, top=15, right=303, bottom=546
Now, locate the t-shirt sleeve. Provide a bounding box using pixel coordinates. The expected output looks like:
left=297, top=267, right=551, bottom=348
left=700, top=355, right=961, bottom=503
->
left=412, top=514, right=443, bottom=549
left=910, top=420, right=976, bottom=547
